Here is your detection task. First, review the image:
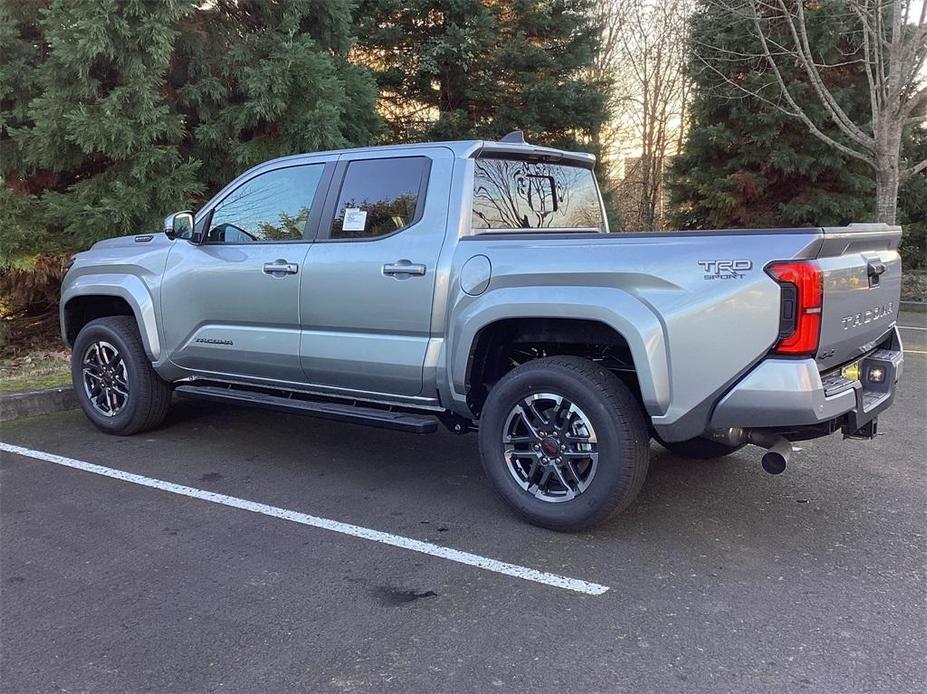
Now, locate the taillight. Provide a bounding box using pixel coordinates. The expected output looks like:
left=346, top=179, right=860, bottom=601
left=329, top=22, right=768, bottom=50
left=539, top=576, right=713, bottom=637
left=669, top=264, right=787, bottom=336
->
left=766, top=261, right=823, bottom=355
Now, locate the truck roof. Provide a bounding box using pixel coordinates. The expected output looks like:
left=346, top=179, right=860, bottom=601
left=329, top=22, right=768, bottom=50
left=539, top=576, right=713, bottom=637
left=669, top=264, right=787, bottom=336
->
left=258, top=138, right=597, bottom=170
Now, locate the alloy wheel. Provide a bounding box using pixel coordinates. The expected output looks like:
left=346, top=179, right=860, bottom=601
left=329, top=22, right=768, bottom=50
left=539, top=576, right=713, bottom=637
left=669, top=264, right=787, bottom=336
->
left=502, top=392, right=599, bottom=503
left=81, top=340, right=129, bottom=417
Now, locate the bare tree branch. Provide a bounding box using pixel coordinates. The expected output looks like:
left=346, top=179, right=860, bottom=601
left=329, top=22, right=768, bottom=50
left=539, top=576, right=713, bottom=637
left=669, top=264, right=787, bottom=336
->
left=748, top=2, right=876, bottom=165
left=602, top=0, right=693, bottom=230
left=780, top=0, right=875, bottom=148
left=700, top=0, right=924, bottom=224
left=901, top=157, right=927, bottom=181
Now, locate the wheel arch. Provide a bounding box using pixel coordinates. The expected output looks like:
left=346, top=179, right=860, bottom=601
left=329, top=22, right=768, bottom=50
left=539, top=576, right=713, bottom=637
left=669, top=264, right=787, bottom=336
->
left=60, top=274, right=161, bottom=361
left=446, top=286, right=670, bottom=418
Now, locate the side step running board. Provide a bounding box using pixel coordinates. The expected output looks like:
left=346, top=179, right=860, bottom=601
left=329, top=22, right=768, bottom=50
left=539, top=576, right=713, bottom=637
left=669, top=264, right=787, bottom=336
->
left=175, top=385, right=438, bottom=434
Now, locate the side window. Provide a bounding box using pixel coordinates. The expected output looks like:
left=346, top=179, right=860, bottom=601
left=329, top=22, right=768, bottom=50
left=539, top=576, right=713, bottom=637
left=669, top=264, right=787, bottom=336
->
left=329, top=157, right=428, bottom=240
left=206, top=164, right=324, bottom=243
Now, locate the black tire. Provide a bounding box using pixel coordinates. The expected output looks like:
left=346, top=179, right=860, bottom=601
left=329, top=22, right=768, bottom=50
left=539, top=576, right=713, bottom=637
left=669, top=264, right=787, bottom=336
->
left=71, top=316, right=172, bottom=435
left=656, top=435, right=745, bottom=460
left=477, top=356, right=650, bottom=531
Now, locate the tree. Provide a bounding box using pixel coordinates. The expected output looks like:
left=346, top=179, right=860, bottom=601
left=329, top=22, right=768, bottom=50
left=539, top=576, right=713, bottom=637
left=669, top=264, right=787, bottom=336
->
left=588, top=0, right=628, bottom=177
left=0, top=0, right=382, bottom=337
left=354, top=0, right=608, bottom=150
left=170, top=0, right=381, bottom=193
left=701, top=0, right=926, bottom=224
left=1, top=0, right=381, bottom=270
left=668, top=0, right=878, bottom=229
left=601, top=0, right=692, bottom=230
left=2, top=0, right=203, bottom=264
left=898, top=125, right=927, bottom=268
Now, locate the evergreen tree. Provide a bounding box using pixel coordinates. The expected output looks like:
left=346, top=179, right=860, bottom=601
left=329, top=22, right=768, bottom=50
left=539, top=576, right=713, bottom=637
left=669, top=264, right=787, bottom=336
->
left=170, top=0, right=381, bottom=193
left=898, top=127, right=927, bottom=269
left=355, top=0, right=607, bottom=151
left=0, top=0, right=49, bottom=265
left=1, top=0, right=381, bottom=269
left=667, top=0, right=875, bottom=229
left=3, top=0, right=203, bottom=262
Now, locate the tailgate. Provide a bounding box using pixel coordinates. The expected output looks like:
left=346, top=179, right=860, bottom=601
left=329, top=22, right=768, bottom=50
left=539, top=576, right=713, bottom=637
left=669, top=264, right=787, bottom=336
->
left=815, top=224, right=902, bottom=368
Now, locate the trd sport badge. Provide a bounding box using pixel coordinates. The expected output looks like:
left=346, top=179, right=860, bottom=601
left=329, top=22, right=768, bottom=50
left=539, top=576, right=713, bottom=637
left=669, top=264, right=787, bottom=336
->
left=697, top=259, right=753, bottom=280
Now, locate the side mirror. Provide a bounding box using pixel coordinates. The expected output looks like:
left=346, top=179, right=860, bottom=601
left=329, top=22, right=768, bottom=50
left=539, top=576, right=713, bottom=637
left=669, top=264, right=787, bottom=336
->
left=163, top=211, right=194, bottom=240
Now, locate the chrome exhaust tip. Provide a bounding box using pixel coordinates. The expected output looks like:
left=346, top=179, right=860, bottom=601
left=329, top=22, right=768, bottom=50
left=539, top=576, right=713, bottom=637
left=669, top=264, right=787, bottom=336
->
left=761, top=449, right=788, bottom=475
left=747, top=431, right=792, bottom=475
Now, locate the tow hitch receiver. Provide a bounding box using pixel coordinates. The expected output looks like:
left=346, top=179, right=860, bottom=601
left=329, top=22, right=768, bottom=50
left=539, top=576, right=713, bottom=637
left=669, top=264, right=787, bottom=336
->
left=845, top=418, right=878, bottom=440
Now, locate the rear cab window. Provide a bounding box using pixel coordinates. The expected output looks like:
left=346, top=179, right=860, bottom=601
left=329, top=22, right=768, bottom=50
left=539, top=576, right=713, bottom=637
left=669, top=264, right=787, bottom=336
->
left=471, top=157, right=606, bottom=232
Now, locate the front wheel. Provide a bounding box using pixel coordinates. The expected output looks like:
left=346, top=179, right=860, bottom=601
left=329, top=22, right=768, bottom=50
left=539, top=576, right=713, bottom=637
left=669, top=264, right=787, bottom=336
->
left=477, top=356, right=650, bottom=531
left=71, top=316, right=172, bottom=436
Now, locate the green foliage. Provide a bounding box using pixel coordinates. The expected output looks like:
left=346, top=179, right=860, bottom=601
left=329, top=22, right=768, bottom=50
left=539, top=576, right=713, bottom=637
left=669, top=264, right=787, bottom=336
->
left=1, top=0, right=380, bottom=269
left=170, top=0, right=381, bottom=192
left=0, top=0, right=42, bottom=171
left=355, top=0, right=612, bottom=223
left=667, top=1, right=875, bottom=230
left=3, top=0, right=203, bottom=261
left=899, top=128, right=927, bottom=270
left=355, top=0, right=608, bottom=151
left=258, top=208, right=311, bottom=241
left=2, top=0, right=613, bottom=283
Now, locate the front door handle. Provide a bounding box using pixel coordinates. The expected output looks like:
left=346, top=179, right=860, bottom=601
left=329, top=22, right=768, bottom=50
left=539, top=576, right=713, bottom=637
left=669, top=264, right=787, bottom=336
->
left=263, top=261, right=299, bottom=275
left=383, top=261, right=426, bottom=277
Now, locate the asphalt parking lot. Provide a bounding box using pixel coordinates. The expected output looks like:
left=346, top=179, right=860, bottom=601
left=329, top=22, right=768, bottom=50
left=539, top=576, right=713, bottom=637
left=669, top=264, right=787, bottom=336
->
left=2, top=313, right=925, bottom=693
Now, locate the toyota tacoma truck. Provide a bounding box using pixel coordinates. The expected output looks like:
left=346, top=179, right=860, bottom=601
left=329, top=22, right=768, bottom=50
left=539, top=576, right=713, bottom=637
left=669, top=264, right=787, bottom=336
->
left=60, top=133, right=904, bottom=530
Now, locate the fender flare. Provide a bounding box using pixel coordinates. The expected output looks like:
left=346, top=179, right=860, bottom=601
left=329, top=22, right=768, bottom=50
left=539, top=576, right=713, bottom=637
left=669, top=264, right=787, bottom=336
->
left=445, top=286, right=670, bottom=416
left=60, top=273, right=161, bottom=361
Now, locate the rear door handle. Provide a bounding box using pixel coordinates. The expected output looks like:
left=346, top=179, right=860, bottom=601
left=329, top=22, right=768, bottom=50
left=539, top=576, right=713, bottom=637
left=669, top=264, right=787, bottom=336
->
left=262, top=261, right=299, bottom=275
left=383, top=261, right=426, bottom=277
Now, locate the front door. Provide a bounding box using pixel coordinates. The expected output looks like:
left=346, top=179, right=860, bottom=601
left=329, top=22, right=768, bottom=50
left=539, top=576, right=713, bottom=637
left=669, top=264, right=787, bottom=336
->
left=161, top=162, right=328, bottom=384
left=299, top=148, right=452, bottom=396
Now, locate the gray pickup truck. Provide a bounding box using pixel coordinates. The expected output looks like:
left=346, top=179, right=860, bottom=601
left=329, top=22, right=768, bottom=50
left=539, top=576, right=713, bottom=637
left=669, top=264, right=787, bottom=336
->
left=60, top=134, right=904, bottom=529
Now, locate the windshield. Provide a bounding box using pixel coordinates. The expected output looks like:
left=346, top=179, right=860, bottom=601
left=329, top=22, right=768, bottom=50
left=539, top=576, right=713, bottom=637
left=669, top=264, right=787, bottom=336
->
left=471, top=157, right=605, bottom=231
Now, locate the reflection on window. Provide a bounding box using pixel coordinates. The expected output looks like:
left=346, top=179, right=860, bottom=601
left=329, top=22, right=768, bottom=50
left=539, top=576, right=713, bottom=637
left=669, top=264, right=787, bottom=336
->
left=330, top=158, right=427, bottom=239
left=472, top=159, right=604, bottom=230
left=208, top=164, right=323, bottom=243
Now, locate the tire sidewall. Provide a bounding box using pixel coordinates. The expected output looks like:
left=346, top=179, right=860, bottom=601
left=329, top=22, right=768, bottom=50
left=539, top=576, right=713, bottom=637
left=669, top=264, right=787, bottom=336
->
left=478, top=363, right=638, bottom=529
left=71, top=319, right=146, bottom=434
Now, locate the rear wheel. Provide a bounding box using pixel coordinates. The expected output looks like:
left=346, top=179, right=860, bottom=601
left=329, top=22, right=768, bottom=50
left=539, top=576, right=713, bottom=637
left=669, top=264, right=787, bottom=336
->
left=656, top=435, right=745, bottom=460
left=71, top=316, right=172, bottom=435
left=477, top=356, right=650, bottom=531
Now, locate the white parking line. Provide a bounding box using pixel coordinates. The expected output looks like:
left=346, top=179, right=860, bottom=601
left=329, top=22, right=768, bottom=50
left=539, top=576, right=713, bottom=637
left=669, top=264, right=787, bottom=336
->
left=899, top=325, right=927, bottom=331
left=904, top=350, right=927, bottom=354
left=0, top=442, right=609, bottom=596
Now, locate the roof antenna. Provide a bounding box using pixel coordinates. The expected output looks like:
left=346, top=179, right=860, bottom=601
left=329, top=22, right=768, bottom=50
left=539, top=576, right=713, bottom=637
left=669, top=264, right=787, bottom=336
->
left=499, top=130, right=526, bottom=144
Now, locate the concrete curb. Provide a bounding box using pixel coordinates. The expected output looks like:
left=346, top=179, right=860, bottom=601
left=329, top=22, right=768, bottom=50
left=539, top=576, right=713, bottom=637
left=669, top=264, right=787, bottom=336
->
left=900, top=301, right=926, bottom=314
left=0, top=386, right=78, bottom=423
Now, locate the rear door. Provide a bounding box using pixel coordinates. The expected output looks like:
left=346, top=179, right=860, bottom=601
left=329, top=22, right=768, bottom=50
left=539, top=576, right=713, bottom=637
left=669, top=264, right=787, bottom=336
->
left=161, top=161, right=331, bottom=383
left=298, top=148, right=453, bottom=396
left=815, top=224, right=903, bottom=368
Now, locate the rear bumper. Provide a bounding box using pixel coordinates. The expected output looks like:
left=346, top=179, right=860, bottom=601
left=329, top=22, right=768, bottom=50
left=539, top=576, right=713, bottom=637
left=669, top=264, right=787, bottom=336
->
left=709, top=327, right=903, bottom=434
